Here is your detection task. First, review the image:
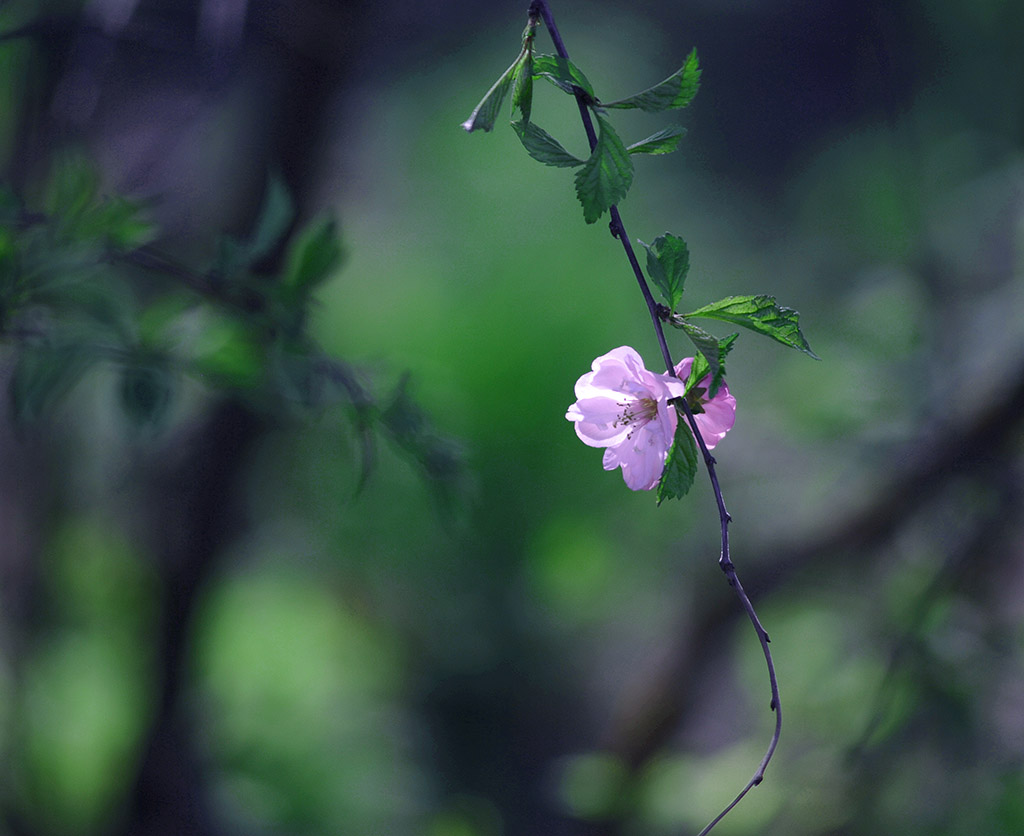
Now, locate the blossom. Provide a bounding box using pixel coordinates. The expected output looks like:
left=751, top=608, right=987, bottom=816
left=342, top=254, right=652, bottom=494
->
left=566, top=347, right=736, bottom=491
left=672, top=356, right=737, bottom=450
left=566, top=346, right=687, bottom=490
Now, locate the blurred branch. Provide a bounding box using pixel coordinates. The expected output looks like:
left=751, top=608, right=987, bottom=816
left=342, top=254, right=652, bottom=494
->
left=847, top=455, right=1021, bottom=765
left=595, top=351, right=1024, bottom=831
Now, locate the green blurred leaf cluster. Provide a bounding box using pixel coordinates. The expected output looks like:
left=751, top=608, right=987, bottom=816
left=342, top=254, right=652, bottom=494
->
left=0, top=155, right=462, bottom=499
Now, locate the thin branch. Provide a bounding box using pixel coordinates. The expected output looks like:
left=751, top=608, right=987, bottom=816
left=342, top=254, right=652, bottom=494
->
left=599, top=352, right=1024, bottom=822
left=530, top=2, right=781, bottom=833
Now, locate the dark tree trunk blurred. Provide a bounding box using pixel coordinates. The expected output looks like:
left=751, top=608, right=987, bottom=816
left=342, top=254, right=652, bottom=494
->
left=119, top=401, right=264, bottom=836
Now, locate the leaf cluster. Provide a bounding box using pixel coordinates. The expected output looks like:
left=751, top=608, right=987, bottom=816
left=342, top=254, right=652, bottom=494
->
left=0, top=157, right=464, bottom=502
left=464, top=34, right=700, bottom=223
left=644, top=230, right=818, bottom=500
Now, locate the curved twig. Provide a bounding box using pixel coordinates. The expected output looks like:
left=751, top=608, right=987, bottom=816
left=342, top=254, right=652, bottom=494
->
left=529, top=2, right=781, bottom=833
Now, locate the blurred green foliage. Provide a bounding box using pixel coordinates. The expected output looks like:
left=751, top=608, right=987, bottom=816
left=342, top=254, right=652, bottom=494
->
left=2, top=2, right=1024, bottom=836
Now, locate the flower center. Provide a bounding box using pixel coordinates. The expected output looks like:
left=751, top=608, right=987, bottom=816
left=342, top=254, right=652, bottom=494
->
left=618, top=396, right=658, bottom=429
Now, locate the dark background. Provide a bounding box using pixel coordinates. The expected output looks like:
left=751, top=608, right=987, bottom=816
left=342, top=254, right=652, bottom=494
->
left=2, top=1, right=1023, bottom=834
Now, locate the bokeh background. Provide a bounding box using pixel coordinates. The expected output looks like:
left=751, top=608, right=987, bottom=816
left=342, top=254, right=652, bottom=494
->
left=2, top=0, right=1024, bottom=834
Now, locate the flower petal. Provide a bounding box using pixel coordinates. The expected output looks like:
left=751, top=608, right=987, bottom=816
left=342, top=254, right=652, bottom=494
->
left=567, top=396, right=634, bottom=447
left=670, top=357, right=737, bottom=450
left=601, top=419, right=673, bottom=490
left=695, top=382, right=736, bottom=449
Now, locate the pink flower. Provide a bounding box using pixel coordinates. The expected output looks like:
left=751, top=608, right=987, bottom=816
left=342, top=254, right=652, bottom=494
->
left=566, top=347, right=736, bottom=491
left=673, top=357, right=737, bottom=450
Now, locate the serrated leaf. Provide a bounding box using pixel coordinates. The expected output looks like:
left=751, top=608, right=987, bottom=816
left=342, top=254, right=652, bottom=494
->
left=640, top=233, right=689, bottom=310
left=627, top=126, right=687, bottom=155
left=512, top=49, right=533, bottom=122
left=684, top=350, right=710, bottom=393
left=462, top=51, right=523, bottom=133
left=677, top=320, right=737, bottom=397
left=532, top=54, right=596, bottom=100
left=684, top=294, right=819, bottom=358
left=511, top=120, right=584, bottom=167
left=657, top=406, right=698, bottom=504
left=603, top=48, right=701, bottom=112
left=683, top=329, right=738, bottom=398
left=283, top=216, right=343, bottom=299
left=574, top=116, right=634, bottom=224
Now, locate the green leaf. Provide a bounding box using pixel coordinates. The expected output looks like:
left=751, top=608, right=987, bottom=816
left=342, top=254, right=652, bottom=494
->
left=138, top=295, right=192, bottom=347
left=627, top=126, right=687, bottom=155
left=283, top=216, right=343, bottom=299
left=574, top=116, right=634, bottom=224
left=44, top=154, right=100, bottom=231
left=657, top=406, right=698, bottom=504
left=190, top=316, right=264, bottom=388
left=684, top=350, right=710, bottom=393
left=41, top=155, right=153, bottom=249
left=462, top=52, right=523, bottom=133
left=684, top=294, right=819, bottom=358
left=532, top=54, right=596, bottom=101
left=639, top=233, right=689, bottom=310
left=603, top=48, right=701, bottom=112
left=677, top=321, right=737, bottom=397
left=246, top=173, right=294, bottom=265
left=511, top=120, right=585, bottom=167
left=382, top=374, right=466, bottom=511
left=512, top=49, right=534, bottom=122
left=90, top=195, right=154, bottom=251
